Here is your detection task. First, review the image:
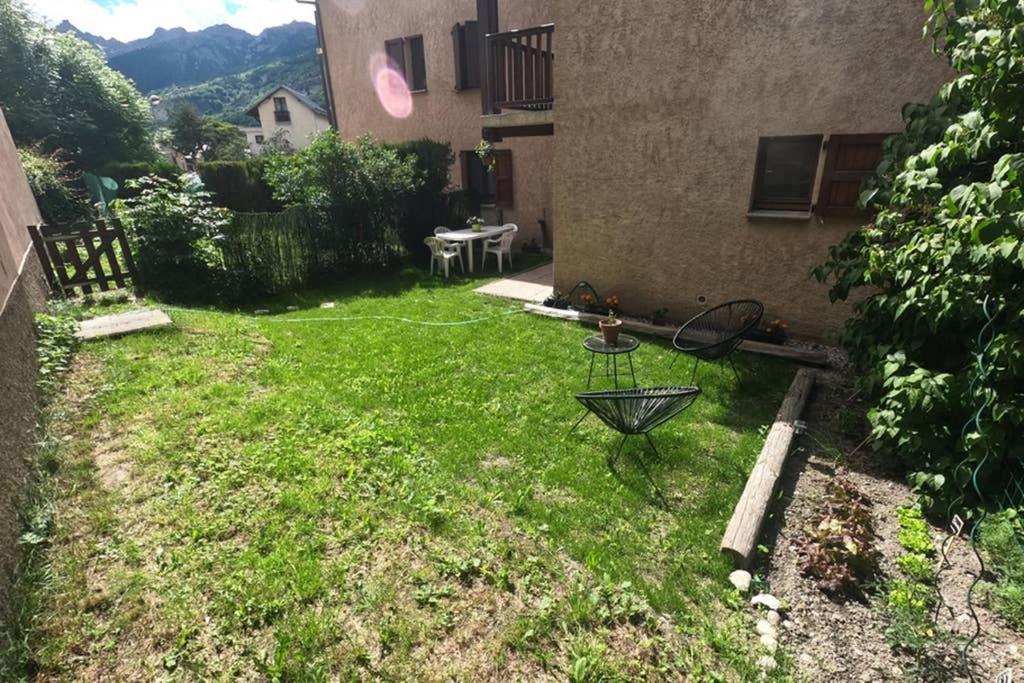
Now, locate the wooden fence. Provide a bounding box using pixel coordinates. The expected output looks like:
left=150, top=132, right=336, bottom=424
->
left=27, top=219, right=138, bottom=297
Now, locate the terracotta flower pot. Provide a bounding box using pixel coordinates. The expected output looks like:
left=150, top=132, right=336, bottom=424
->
left=599, top=318, right=622, bottom=344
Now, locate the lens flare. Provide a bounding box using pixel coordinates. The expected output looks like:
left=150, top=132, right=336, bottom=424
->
left=369, top=53, right=413, bottom=120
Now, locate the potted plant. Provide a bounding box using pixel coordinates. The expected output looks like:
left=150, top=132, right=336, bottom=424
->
left=747, top=317, right=790, bottom=345
left=466, top=215, right=484, bottom=233
left=599, top=295, right=622, bottom=344
left=475, top=139, right=496, bottom=171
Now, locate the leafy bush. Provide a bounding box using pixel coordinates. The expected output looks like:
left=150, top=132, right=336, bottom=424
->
left=799, top=475, right=881, bottom=600
left=99, top=161, right=181, bottom=199
left=198, top=159, right=281, bottom=213
left=896, top=506, right=936, bottom=557
left=813, top=0, right=1024, bottom=512
left=979, top=510, right=1024, bottom=631
left=386, top=138, right=454, bottom=256
left=34, top=309, right=79, bottom=399
left=18, top=148, right=92, bottom=224
left=264, top=132, right=420, bottom=271
left=113, top=174, right=229, bottom=301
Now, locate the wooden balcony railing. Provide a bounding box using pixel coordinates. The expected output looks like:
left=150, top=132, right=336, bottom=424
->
left=485, top=24, right=553, bottom=113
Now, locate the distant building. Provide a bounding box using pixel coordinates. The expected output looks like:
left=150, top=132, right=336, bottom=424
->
left=240, top=126, right=264, bottom=155
left=244, top=85, right=330, bottom=152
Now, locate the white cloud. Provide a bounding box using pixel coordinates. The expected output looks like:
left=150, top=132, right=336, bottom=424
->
left=25, top=0, right=316, bottom=42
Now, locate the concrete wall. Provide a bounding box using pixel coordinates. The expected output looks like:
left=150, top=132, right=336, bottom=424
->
left=254, top=88, right=331, bottom=150
left=318, top=0, right=555, bottom=246
left=0, top=108, right=48, bottom=605
left=552, top=0, right=950, bottom=340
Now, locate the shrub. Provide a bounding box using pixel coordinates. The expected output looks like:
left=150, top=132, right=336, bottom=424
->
left=813, top=0, right=1024, bottom=512
left=386, top=138, right=454, bottom=256
left=799, top=475, right=881, bottom=600
left=198, top=159, right=281, bottom=213
left=980, top=510, right=1024, bottom=631
left=18, top=148, right=92, bottom=224
left=99, top=161, right=182, bottom=199
left=113, top=174, right=229, bottom=301
left=263, top=132, right=420, bottom=271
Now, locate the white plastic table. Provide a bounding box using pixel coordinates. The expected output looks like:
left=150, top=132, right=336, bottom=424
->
left=436, top=225, right=511, bottom=273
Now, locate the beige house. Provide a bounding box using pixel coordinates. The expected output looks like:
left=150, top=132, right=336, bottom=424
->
left=316, top=0, right=950, bottom=339
left=245, top=85, right=331, bottom=153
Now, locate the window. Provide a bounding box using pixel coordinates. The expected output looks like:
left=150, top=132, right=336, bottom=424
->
left=817, top=134, right=889, bottom=216
left=460, top=149, right=513, bottom=208
left=750, top=135, right=823, bottom=213
left=385, top=35, right=427, bottom=92
left=254, top=134, right=264, bottom=144
left=452, top=21, right=480, bottom=90
left=273, top=96, right=291, bottom=123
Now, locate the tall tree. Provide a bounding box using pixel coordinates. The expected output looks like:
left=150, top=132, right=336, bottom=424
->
left=169, top=104, right=248, bottom=161
left=0, top=0, right=155, bottom=169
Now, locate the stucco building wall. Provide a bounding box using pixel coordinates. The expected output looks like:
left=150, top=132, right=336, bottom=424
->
left=0, top=107, right=48, bottom=605
left=254, top=88, right=331, bottom=151
left=318, top=0, right=554, bottom=246
left=551, top=1, right=950, bottom=340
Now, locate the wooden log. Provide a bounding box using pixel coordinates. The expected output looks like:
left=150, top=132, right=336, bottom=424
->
left=522, top=303, right=831, bottom=367
left=720, top=368, right=816, bottom=567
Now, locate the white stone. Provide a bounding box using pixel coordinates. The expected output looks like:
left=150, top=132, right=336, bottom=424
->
left=320, top=302, right=336, bottom=309
left=755, top=619, right=777, bottom=637
left=254, top=309, right=270, bottom=315
left=728, top=569, right=752, bottom=592
left=799, top=653, right=814, bottom=666
left=286, top=306, right=299, bottom=311
left=757, top=655, right=777, bottom=672
left=766, top=610, right=781, bottom=626
left=751, top=593, right=781, bottom=610
left=760, top=634, right=778, bottom=653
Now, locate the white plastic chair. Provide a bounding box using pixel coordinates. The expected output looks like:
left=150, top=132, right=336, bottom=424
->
left=434, top=226, right=465, bottom=256
left=482, top=224, right=518, bottom=273
left=424, top=236, right=463, bottom=278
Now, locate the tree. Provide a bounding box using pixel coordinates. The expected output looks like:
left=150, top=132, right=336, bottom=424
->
left=814, top=0, right=1024, bottom=511
left=0, top=0, right=154, bottom=169
left=168, top=104, right=248, bottom=161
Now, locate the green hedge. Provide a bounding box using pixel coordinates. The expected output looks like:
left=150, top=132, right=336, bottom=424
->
left=219, top=207, right=315, bottom=297
left=198, top=159, right=280, bottom=213
left=99, top=161, right=182, bottom=199
left=387, top=139, right=455, bottom=256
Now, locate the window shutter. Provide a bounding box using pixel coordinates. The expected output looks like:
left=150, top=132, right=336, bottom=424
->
left=452, top=24, right=465, bottom=89
left=452, top=22, right=480, bottom=90
left=817, top=133, right=890, bottom=216
left=408, top=35, right=427, bottom=91
left=494, top=149, right=514, bottom=207
left=385, top=38, right=406, bottom=79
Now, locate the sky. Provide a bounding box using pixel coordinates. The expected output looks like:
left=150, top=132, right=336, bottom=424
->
left=26, top=0, right=317, bottom=42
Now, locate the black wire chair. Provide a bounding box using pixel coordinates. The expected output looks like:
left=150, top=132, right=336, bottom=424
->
left=574, top=386, right=702, bottom=469
left=670, top=299, right=764, bottom=383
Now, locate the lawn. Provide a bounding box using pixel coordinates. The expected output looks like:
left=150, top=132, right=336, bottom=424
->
left=6, top=264, right=796, bottom=681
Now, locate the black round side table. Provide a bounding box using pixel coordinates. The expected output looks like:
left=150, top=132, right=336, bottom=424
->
left=583, top=334, right=639, bottom=389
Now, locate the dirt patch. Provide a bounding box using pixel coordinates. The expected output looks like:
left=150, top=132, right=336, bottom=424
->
left=759, top=371, right=1024, bottom=682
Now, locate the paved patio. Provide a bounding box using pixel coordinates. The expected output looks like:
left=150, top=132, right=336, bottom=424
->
left=474, top=262, right=553, bottom=303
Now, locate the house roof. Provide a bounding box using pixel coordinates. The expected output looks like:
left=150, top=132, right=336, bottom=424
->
left=245, top=85, right=329, bottom=119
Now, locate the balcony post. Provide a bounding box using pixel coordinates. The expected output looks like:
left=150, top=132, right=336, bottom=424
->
left=477, top=0, right=498, bottom=115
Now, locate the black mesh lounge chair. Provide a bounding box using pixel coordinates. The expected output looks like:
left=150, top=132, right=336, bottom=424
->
left=574, top=386, right=701, bottom=468
left=671, top=299, right=764, bottom=383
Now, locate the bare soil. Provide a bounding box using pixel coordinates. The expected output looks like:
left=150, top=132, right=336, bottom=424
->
left=759, top=370, right=1024, bottom=682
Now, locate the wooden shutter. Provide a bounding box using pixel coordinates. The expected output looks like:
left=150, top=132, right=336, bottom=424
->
left=494, top=149, right=514, bottom=207
left=817, top=133, right=891, bottom=216
left=452, top=22, right=480, bottom=90
left=408, top=35, right=426, bottom=91
left=385, top=38, right=406, bottom=79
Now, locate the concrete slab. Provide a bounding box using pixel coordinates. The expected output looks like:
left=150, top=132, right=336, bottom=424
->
left=474, top=263, right=554, bottom=303
left=76, top=309, right=173, bottom=340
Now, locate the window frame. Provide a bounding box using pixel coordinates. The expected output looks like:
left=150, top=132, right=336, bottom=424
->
left=749, top=135, right=823, bottom=214
left=384, top=35, right=428, bottom=93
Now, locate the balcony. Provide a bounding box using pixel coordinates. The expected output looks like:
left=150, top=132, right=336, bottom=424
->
left=483, top=24, right=554, bottom=137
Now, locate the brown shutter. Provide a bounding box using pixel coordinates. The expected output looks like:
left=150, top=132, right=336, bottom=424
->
left=385, top=38, right=406, bottom=79
left=453, top=24, right=465, bottom=90
left=817, top=133, right=891, bottom=216
left=494, top=149, right=514, bottom=207
left=463, top=21, right=480, bottom=89
left=408, top=35, right=426, bottom=91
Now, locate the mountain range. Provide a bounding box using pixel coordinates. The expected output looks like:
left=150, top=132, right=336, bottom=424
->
left=56, top=20, right=324, bottom=125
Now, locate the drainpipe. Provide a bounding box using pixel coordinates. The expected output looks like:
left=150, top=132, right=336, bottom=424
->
left=297, top=0, right=338, bottom=130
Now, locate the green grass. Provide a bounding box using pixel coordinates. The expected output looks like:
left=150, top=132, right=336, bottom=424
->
left=4, top=264, right=796, bottom=680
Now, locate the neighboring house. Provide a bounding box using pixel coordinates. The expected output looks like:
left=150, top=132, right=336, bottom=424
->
left=316, top=1, right=950, bottom=339
left=317, top=0, right=555, bottom=250
left=245, top=85, right=331, bottom=152
left=240, top=126, right=264, bottom=155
